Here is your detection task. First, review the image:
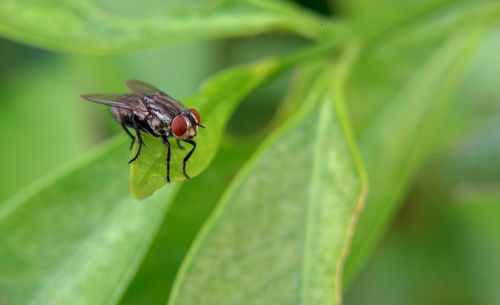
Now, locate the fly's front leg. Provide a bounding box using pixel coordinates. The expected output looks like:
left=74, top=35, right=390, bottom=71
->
left=161, top=135, right=171, bottom=184
left=176, top=139, right=185, bottom=150
left=182, top=139, right=196, bottom=180
left=121, top=123, right=135, bottom=150
left=129, top=117, right=144, bottom=164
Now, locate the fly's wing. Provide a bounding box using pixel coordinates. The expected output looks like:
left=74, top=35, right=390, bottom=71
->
left=125, top=80, right=163, bottom=95
left=80, top=93, right=148, bottom=114
left=125, top=79, right=186, bottom=112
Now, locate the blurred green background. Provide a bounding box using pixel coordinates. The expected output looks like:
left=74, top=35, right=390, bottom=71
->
left=0, top=0, right=499, bottom=304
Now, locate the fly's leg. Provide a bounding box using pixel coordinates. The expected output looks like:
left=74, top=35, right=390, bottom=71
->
left=176, top=139, right=185, bottom=150
left=128, top=117, right=144, bottom=164
left=121, top=123, right=135, bottom=150
left=182, top=139, right=196, bottom=180
left=162, top=135, right=171, bottom=183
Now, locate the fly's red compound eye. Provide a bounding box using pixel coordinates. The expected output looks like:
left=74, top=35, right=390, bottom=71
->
left=189, top=108, right=200, bottom=124
left=172, top=116, right=187, bottom=137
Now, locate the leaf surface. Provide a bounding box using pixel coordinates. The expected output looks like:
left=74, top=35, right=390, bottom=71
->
left=168, top=53, right=367, bottom=305
left=0, top=0, right=334, bottom=54
left=0, top=139, right=180, bottom=305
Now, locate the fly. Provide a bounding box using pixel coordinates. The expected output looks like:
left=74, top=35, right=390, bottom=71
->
left=81, top=80, right=204, bottom=183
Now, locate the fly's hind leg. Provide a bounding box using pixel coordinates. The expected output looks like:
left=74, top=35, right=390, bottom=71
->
left=121, top=123, right=135, bottom=150
left=128, top=117, right=144, bottom=164
left=161, top=135, right=171, bottom=183
left=182, top=139, right=196, bottom=180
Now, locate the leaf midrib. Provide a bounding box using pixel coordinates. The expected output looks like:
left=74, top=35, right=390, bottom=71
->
left=298, top=98, right=328, bottom=304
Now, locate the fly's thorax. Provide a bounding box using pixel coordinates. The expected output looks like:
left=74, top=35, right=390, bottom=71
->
left=147, top=111, right=171, bottom=136
left=143, top=96, right=176, bottom=135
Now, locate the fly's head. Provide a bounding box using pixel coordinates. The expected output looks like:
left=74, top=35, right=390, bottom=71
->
left=171, top=108, right=204, bottom=140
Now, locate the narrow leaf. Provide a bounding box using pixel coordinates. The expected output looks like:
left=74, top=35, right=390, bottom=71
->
left=343, top=25, right=487, bottom=284
left=0, top=0, right=335, bottom=54
left=168, top=52, right=366, bottom=305
left=0, top=139, right=179, bottom=305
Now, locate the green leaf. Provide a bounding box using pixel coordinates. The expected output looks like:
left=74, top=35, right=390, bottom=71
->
left=343, top=25, right=487, bottom=284
left=0, top=138, right=179, bottom=305
left=129, top=41, right=340, bottom=199
left=0, top=0, right=335, bottom=54
left=167, top=50, right=367, bottom=305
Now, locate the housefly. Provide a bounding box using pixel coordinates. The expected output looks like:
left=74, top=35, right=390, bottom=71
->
left=81, top=80, right=204, bottom=183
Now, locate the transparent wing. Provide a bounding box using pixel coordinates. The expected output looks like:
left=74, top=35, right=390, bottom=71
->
left=125, top=79, right=187, bottom=112
left=125, top=80, right=163, bottom=95
left=81, top=93, right=132, bottom=109
left=80, top=93, right=148, bottom=113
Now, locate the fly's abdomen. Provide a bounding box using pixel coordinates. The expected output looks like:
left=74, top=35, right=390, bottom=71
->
left=110, top=106, right=133, bottom=124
